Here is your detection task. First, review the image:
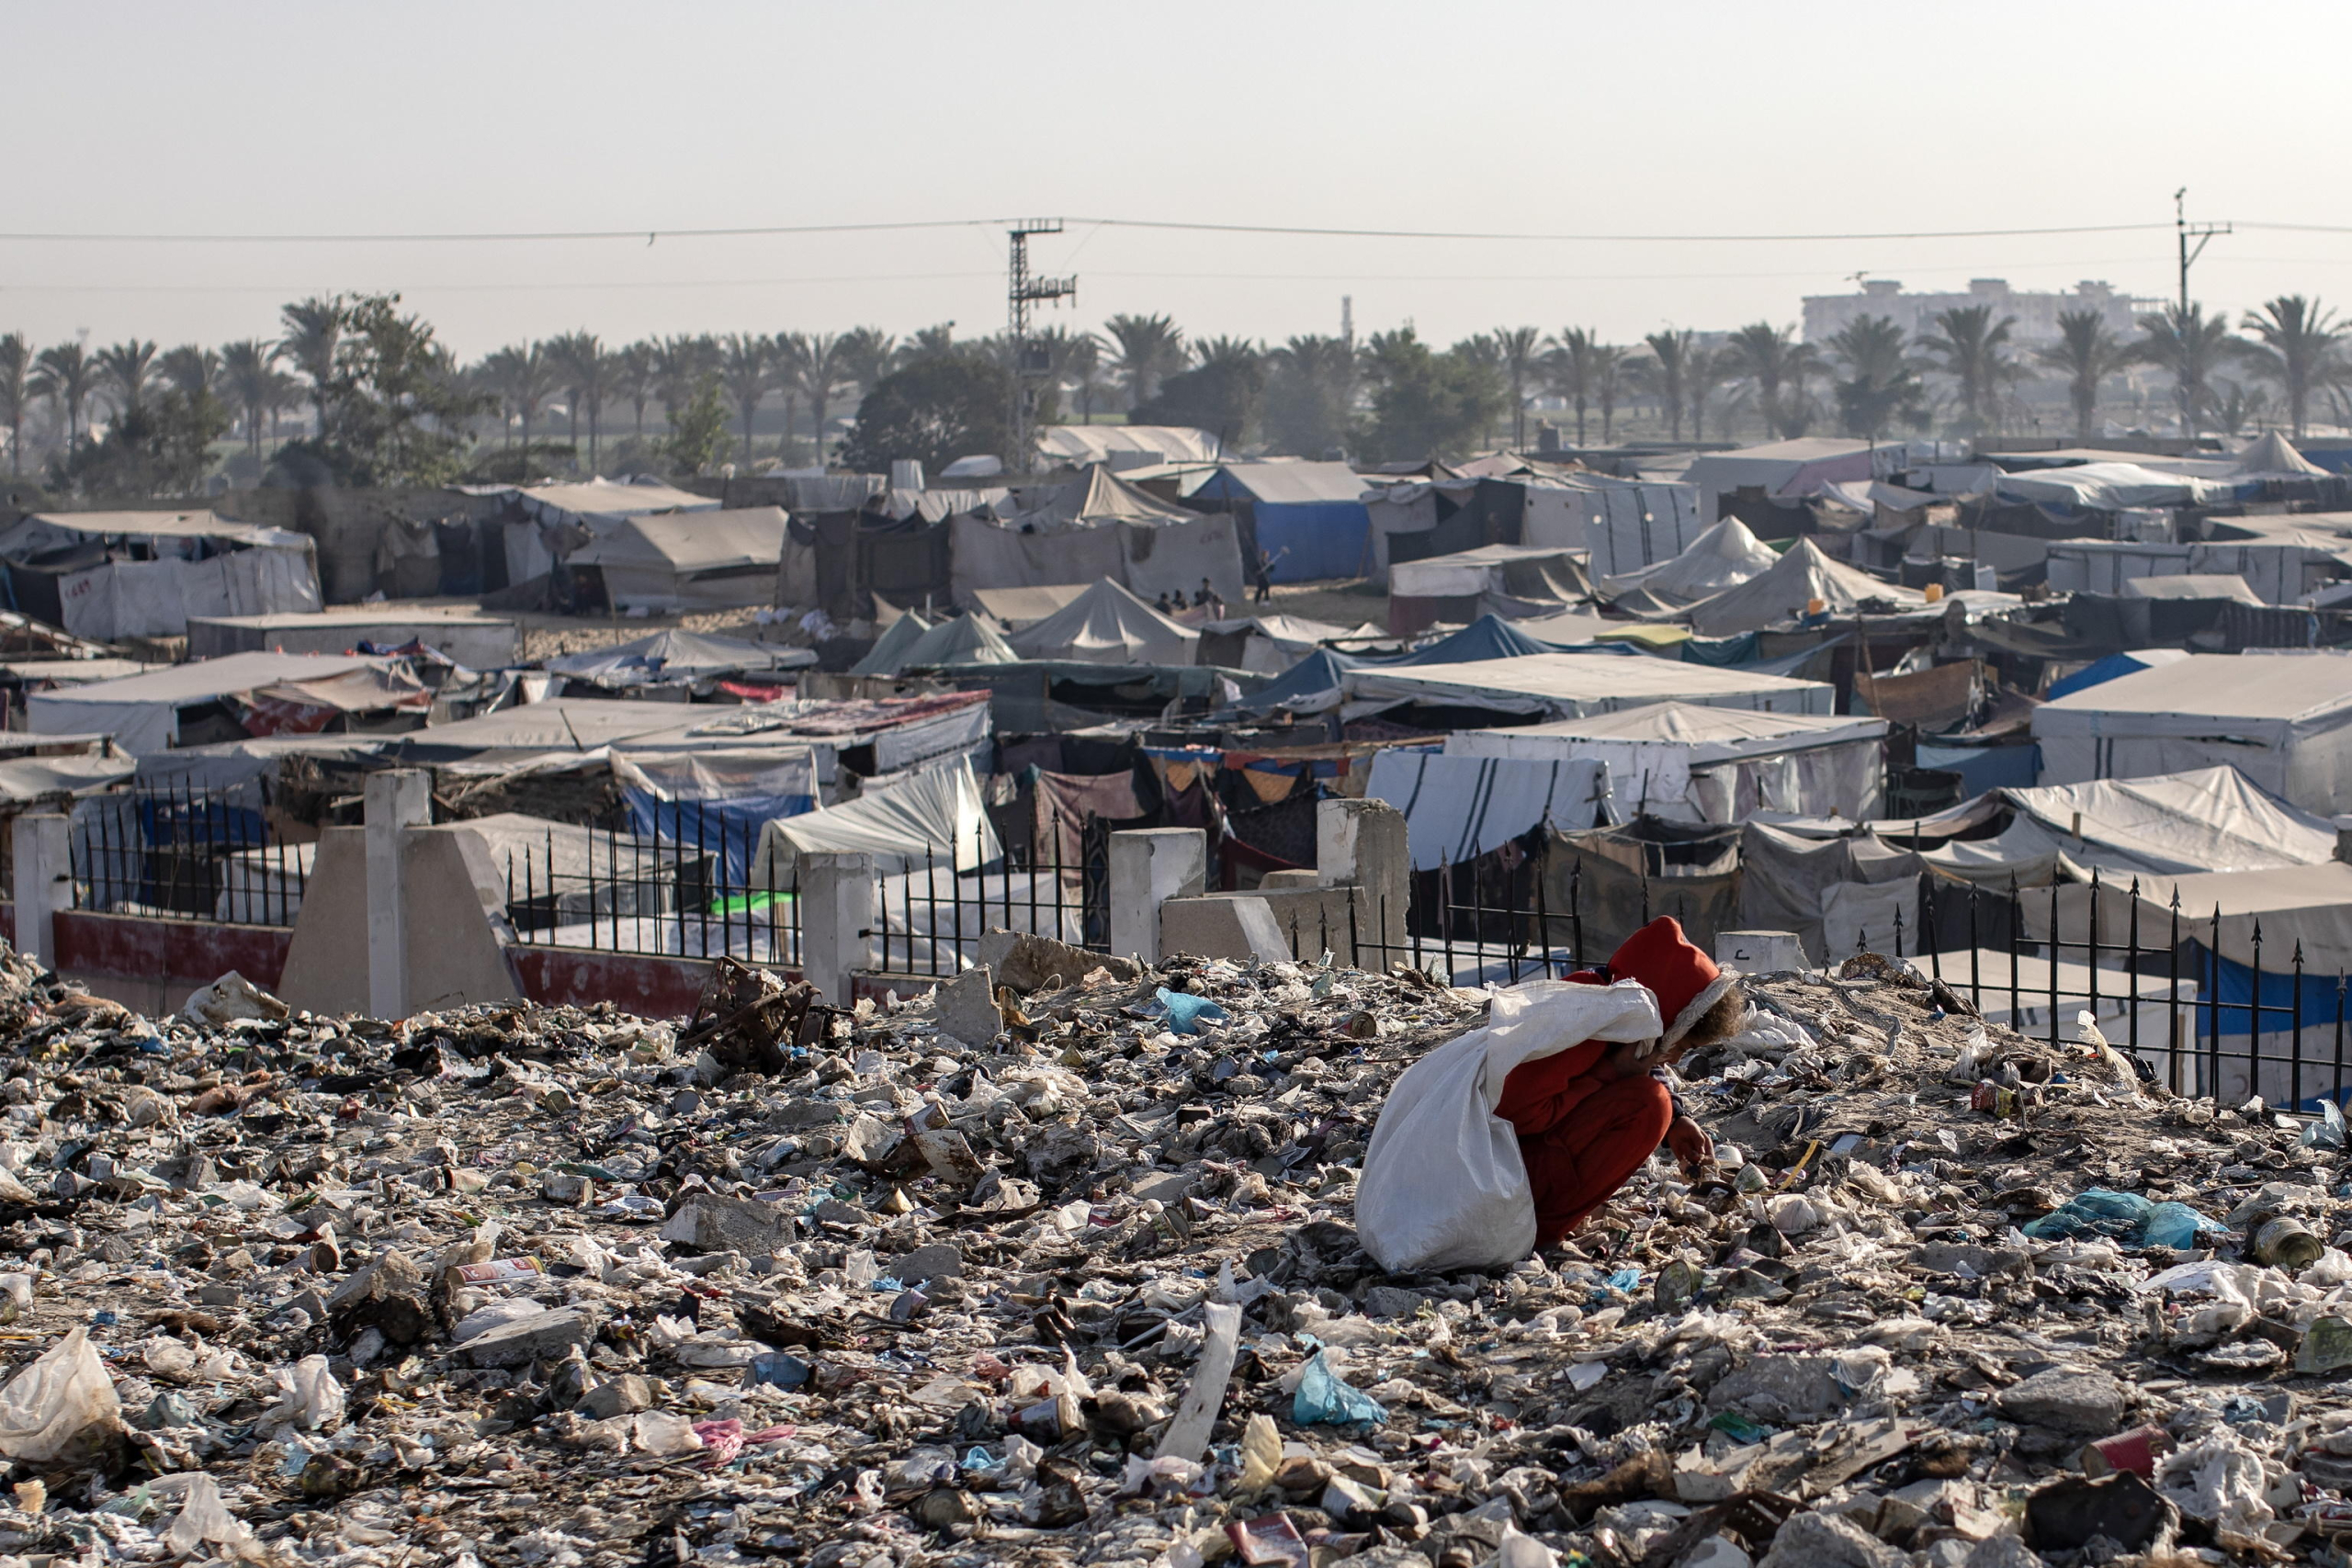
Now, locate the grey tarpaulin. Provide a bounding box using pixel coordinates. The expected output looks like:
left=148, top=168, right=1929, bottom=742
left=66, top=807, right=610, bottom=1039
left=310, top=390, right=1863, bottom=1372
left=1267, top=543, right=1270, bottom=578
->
left=1363, top=751, right=1609, bottom=870
left=1739, top=821, right=1924, bottom=964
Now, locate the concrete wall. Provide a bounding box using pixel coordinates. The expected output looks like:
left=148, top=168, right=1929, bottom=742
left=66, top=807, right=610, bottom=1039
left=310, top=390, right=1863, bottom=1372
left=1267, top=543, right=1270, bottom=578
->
left=278, top=825, right=524, bottom=1015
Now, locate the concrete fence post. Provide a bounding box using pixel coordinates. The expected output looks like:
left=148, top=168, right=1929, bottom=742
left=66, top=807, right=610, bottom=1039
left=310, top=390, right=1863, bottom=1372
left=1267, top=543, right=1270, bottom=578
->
left=799, top=852, right=875, bottom=1006
left=1107, top=828, right=1206, bottom=964
left=1316, top=797, right=1410, bottom=962
left=364, top=770, right=433, bottom=1019
left=10, top=812, right=70, bottom=971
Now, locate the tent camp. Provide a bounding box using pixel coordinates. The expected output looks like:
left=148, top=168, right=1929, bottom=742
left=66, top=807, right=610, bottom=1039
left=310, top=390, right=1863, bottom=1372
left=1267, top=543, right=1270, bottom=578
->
left=1684, top=537, right=1927, bottom=637
left=1679, top=437, right=1880, bottom=527
left=1386, top=545, right=1590, bottom=632
left=2237, top=432, right=2330, bottom=477
left=948, top=466, right=1247, bottom=607
left=1191, top=461, right=1373, bottom=582
left=1447, top=703, right=1887, bottom=824
left=1003, top=579, right=1199, bottom=665
left=0, top=511, right=322, bottom=642
left=499, top=479, right=721, bottom=583
left=1597, top=517, right=1780, bottom=605
left=1341, top=651, right=1835, bottom=721
left=2044, top=539, right=2340, bottom=604
left=853, top=612, right=1019, bottom=676
left=748, top=755, right=999, bottom=883
left=1035, top=425, right=1223, bottom=467
left=967, top=583, right=1087, bottom=628
left=1361, top=750, right=1609, bottom=870
left=2045, top=647, right=2193, bottom=701
left=1195, top=613, right=1378, bottom=675
left=2033, top=653, right=2352, bottom=814
left=544, top=628, right=813, bottom=692
left=187, top=608, right=518, bottom=668
left=27, top=651, right=422, bottom=755
left=1523, top=473, right=1708, bottom=574
left=1992, top=462, right=2246, bottom=512
left=564, top=507, right=789, bottom=612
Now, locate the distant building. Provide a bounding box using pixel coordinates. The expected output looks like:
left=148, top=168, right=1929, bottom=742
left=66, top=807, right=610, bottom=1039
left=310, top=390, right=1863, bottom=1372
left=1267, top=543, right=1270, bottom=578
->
left=1802, top=278, right=2156, bottom=347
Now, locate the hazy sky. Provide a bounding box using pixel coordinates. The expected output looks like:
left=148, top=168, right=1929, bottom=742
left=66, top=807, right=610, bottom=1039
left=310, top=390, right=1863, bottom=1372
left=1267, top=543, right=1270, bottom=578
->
left=7, top=0, right=2351, bottom=359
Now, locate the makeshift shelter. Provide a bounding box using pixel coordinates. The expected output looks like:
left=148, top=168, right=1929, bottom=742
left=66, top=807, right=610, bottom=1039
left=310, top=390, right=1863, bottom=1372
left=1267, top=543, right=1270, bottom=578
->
left=1035, top=425, right=1224, bottom=467
left=610, top=750, right=820, bottom=883
left=2045, top=647, right=2193, bottom=701
left=2122, top=573, right=2263, bottom=604
left=496, top=479, right=718, bottom=583
left=2237, top=431, right=2330, bottom=477
left=564, top=507, right=788, bottom=612
left=967, top=584, right=1087, bottom=628
left=27, top=652, right=420, bottom=756
left=1684, top=537, right=1928, bottom=637
left=1529, top=474, right=1707, bottom=575
left=1194, top=614, right=1377, bottom=675
left=544, top=628, right=813, bottom=693
left=1595, top=518, right=1780, bottom=605
left=948, top=467, right=1246, bottom=606
left=187, top=608, right=517, bottom=669
left=1448, top=703, right=1887, bottom=825
left=1002, top=579, right=1199, bottom=665
left=1992, top=461, right=2245, bottom=512
left=0, top=511, right=322, bottom=642
left=1341, top=652, right=1835, bottom=721
left=1740, top=822, right=1925, bottom=963
left=1190, top=462, right=1373, bottom=582
left=1680, top=437, right=1880, bottom=528
left=858, top=613, right=1019, bottom=676
left=1545, top=816, right=1747, bottom=959
left=2044, top=540, right=2339, bottom=605
left=1362, top=751, right=1607, bottom=870
left=1385, top=545, right=1591, bottom=633
left=2033, top=653, right=2352, bottom=813
left=748, top=755, right=999, bottom=883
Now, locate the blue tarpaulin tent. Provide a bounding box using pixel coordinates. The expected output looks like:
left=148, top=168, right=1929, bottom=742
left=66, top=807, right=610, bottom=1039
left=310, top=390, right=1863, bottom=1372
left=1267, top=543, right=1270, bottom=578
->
left=2045, top=648, right=2192, bottom=702
left=1193, top=462, right=1372, bottom=582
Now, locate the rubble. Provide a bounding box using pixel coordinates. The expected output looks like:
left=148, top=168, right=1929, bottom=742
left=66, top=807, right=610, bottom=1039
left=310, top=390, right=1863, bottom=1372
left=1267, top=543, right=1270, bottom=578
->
left=6, top=938, right=2352, bottom=1564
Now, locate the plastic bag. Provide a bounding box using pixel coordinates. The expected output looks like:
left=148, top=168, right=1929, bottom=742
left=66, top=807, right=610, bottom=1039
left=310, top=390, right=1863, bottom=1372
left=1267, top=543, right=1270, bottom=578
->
left=1356, top=979, right=1664, bottom=1271
left=0, top=1327, right=120, bottom=1461
left=164, top=1472, right=253, bottom=1557
left=2306, top=1097, right=2348, bottom=1151
left=2021, top=1189, right=2153, bottom=1242
left=1154, top=988, right=1227, bottom=1036
left=1293, top=1349, right=1385, bottom=1427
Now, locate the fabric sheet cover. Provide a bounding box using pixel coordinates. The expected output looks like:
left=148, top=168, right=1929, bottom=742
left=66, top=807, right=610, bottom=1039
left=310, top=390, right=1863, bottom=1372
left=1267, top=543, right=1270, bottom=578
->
left=28, top=651, right=390, bottom=756
left=547, top=627, right=810, bottom=688
left=612, top=749, right=818, bottom=884
left=1598, top=518, right=1780, bottom=604
left=564, top=507, right=787, bottom=612
left=1540, top=476, right=1708, bottom=576
left=1993, top=461, right=2241, bottom=511
left=1388, top=545, right=1587, bottom=601
left=749, top=756, right=999, bottom=882
left=1363, top=751, right=1608, bottom=870
left=1035, top=424, right=1224, bottom=466
left=2237, top=431, right=2330, bottom=477
left=1447, top=704, right=1886, bottom=825
left=1740, top=822, right=1925, bottom=965
left=967, top=584, right=1087, bottom=628
left=2032, top=653, right=2352, bottom=814
left=1192, top=461, right=1372, bottom=583
left=2044, top=647, right=2192, bottom=702
left=0, top=752, right=134, bottom=802
left=1342, top=651, right=1833, bottom=720
left=949, top=468, right=1247, bottom=607
left=1003, top=578, right=1199, bottom=665
left=1683, top=537, right=1926, bottom=637
left=2053, top=862, right=2352, bottom=977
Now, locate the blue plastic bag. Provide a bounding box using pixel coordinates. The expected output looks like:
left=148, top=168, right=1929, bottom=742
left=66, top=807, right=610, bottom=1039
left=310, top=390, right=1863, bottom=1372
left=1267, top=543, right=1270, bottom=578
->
left=2140, top=1201, right=2227, bottom=1249
left=2020, top=1189, right=2152, bottom=1241
left=1155, top=988, right=1228, bottom=1036
left=1294, top=1350, right=1385, bottom=1427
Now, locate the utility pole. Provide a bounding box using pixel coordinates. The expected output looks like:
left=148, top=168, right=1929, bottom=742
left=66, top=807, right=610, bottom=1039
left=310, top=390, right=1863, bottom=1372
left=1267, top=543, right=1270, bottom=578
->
left=1006, top=219, right=1076, bottom=479
left=2175, top=188, right=2231, bottom=315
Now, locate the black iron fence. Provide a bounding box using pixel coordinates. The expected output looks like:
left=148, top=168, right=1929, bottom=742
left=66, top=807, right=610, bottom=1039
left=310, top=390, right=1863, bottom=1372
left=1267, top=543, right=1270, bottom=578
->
left=871, top=823, right=1100, bottom=978
left=500, top=812, right=801, bottom=965
left=74, top=781, right=310, bottom=927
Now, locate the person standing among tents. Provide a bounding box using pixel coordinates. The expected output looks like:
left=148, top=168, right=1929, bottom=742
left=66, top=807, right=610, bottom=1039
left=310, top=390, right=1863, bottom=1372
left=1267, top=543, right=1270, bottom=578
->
left=1250, top=545, right=1286, bottom=604
left=1193, top=578, right=1224, bottom=617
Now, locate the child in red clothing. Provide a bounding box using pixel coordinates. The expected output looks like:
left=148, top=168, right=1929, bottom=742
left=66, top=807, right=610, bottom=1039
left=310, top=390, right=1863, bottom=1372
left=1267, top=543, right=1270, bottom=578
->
left=1495, top=918, right=1744, bottom=1247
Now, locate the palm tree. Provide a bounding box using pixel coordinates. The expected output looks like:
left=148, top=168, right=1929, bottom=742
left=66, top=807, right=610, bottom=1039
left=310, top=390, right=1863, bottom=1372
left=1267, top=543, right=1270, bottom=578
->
left=1826, top=315, right=1925, bottom=442
left=778, top=332, right=853, bottom=467
left=1923, top=306, right=2016, bottom=434
left=2039, top=310, right=2132, bottom=443
left=1641, top=331, right=1697, bottom=442
left=220, top=340, right=284, bottom=467
left=718, top=333, right=771, bottom=463
left=158, top=344, right=220, bottom=402
left=2211, top=379, right=2271, bottom=437
left=2136, top=302, right=2239, bottom=437
left=653, top=335, right=718, bottom=435
left=835, top=327, right=897, bottom=401
left=277, top=297, right=342, bottom=434
left=1544, top=328, right=1607, bottom=446
left=0, top=334, right=28, bottom=478
left=30, top=343, right=96, bottom=449
left=900, top=323, right=957, bottom=366
left=95, top=340, right=160, bottom=421
left=1264, top=334, right=1359, bottom=457
left=1485, top=326, right=1544, bottom=449
left=1031, top=326, right=1099, bottom=423
left=1101, top=313, right=1187, bottom=410
left=547, top=332, right=610, bottom=471
left=613, top=341, right=658, bottom=441
left=1686, top=345, right=1735, bottom=443
left=2241, top=295, right=2344, bottom=439
left=478, top=343, right=555, bottom=453
left=1724, top=322, right=1823, bottom=439
left=1591, top=342, right=1633, bottom=443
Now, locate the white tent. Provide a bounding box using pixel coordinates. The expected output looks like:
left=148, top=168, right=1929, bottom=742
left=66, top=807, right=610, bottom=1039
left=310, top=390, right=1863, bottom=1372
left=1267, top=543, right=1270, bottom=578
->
left=1684, top=537, right=1926, bottom=637
left=1361, top=751, right=1609, bottom=870
left=1387, top=545, right=1589, bottom=604
left=1035, top=425, right=1224, bottom=467
left=1597, top=517, right=1780, bottom=604
left=1994, top=461, right=2239, bottom=511
left=856, top=614, right=1019, bottom=676
left=1679, top=437, right=1879, bottom=525
left=27, top=651, right=402, bottom=755
left=949, top=466, right=1248, bottom=606
left=749, top=756, right=999, bottom=882
left=0, top=511, right=324, bottom=642
left=498, top=479, right=719, bottom=581
left=544, top=627, right=812, bottom=689
left=1340, top=652, right=1835, bottom=720
left=2236, top=431, right=2329, bottom=477
left=1003, top=578, right=1200, bottom=665
left=565, top=507, right=789, bottom=612
left=1446, top=702, right=1887, bottom=824
left=2032, top=653, right=2352, bottom=814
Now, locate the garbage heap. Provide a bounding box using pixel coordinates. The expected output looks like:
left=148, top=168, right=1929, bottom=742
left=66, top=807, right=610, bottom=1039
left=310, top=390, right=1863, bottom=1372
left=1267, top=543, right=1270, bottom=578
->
left=0, top=936, right=2347, bottom=1567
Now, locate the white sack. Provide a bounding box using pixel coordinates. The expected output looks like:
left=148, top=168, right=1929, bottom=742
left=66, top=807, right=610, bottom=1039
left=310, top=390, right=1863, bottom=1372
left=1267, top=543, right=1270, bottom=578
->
left=0, top=1327, right=120, bottom=1461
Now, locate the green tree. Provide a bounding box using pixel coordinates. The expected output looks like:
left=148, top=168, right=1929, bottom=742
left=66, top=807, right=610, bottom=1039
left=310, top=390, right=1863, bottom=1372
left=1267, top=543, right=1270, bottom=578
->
left=220, top=340, right=285, bottom=468
left=2240, top=295, right=2344, bottom=438
left=51, top=386, right=231, bottom=499
left=718, top=333, right=771, bottom=463
left=1035, top=326, right=1102, bottom=423
left=1592, top=341, right=1632, bottom=442
left=613, top=341, right=658, bottom=441
left=1262, top=334, right=1358, bottom=457
left=277, top=297, right=342, bottom=434
left=479, top=342, right=556, bottom=455
left=2211, top=379, right=2270, bottom=437
left=1101, top=313, right=1187, bottom=410
left=30, top=343, right=96, bottom=449
left=547, top=332, right=611, bottom=472
left=1685, top=344, right=1734, bottom=443
left=2136, top=302, right=2239, bottom=437
left=0, top=334, right=28, bottom=477
left=1642, top=331, right=1696, bottom=442
left=664, top=375, right=732, bottom=475
left=288, top=293, right=487, bottom=486
left=900, top=322, right=957, bottom=366
left=1356, top=327, right=1504, bottom=463
left=653, top=335, right=718, bottom=434
left=1132, top=336, right=1265, bottom=449
left=2038, top=310, right=2132, bottom=443
left=95, top=340, right=159, bottom=420
left=1724, top=321, right=1820, bottom=439
left=158, top=345, right=220, bottom=401
left=835, top=327, right=897, bottom=400
left=1924, top=305, right=2016, bottom=434
left=778, top=332, right=854, bottom=466
left=1491, top=326, right=1543, bottom=449
left=839, top=354, right=1013, bottom=476
left=1544, top=327, right=1605, bottom=445
left=1826, top=315, right=1925, bottom=441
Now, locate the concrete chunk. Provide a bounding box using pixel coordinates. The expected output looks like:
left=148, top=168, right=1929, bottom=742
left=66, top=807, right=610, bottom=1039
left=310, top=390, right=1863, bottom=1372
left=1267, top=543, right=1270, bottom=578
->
left=660, top=1194, right=794, bottom=1255
left=933, top=965, right=1003, bottom=1046
left=459, top=1306, right=594, bottom=1368
left=1996, top=1367, right=2124, bottom=1434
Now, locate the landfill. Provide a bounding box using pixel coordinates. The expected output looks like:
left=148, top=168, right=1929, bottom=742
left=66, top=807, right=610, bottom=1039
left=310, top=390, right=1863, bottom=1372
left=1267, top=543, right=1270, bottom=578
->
left=6, top=934, right=2352, bottom=1568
